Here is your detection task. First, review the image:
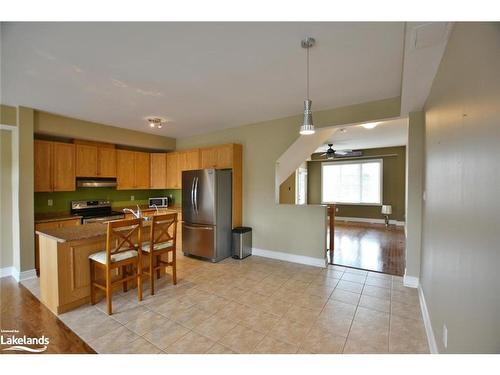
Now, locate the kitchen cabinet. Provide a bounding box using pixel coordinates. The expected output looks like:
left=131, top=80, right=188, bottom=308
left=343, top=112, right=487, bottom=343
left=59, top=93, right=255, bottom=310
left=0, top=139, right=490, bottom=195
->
left=34, top=140, right=75, bottom=192
left=75, top=141, right=116, bottom=178
left=34, top=140, right=53, bottom=192
left=166, top=152, right=180, bottom=189
left=165, top=149, right=200, bottom=189
left=116, top=150, right=150, bottom=190
left=35, top=217, right=81, bottom=276
left=150, top=153, right=167, bottom=189
left=134, top=152, right=150, bottom=189
left=200, top=144, right=234, bottom=169
left=97, top=146, right=117, bottom=177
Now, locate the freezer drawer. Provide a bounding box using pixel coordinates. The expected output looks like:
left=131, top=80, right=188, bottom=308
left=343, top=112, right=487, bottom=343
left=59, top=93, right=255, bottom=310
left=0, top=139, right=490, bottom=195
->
left=182, top=222, right=215, bottom=260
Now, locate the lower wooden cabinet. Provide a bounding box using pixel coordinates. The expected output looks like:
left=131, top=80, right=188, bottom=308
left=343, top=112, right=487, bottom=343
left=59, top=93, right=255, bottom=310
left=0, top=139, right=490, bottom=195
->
left=35, top=218, right=81, bottom=276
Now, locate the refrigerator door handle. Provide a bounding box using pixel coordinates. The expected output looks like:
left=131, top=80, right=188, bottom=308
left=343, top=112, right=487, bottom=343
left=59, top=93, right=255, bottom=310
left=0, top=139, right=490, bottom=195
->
left=190, top=177, right=195, bottom=212
left=194, top=177, right=199, bottom=214
left=183, top=223, right=213, bottom=231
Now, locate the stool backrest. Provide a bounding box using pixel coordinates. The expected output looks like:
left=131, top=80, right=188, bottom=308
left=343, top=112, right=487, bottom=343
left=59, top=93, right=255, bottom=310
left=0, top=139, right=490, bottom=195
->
left=150, top=213, right=178, bottom=249
left=106, top=218, right=143, bottom=263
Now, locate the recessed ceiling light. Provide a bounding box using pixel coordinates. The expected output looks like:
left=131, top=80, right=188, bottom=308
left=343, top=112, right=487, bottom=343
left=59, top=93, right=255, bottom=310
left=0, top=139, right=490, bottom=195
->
left=362, top=122, right=379, bottom=129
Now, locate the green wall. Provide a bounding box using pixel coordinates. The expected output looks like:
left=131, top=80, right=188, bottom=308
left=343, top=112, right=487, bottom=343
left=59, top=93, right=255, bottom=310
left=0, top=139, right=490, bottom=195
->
left=307, top=146, right=406, bottom=221
left=34, top=188, right=182, bottom=213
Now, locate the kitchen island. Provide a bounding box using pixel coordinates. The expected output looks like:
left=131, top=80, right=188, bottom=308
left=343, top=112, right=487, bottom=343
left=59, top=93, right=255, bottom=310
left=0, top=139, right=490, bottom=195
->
left=36, top=209, right=180, bottom=315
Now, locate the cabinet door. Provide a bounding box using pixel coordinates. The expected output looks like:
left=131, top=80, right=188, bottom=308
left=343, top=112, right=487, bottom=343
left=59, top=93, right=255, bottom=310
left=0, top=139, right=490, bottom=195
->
left=52, top=142, right=75, bottom=191
left=58, top=218, right=81, bottom=228
left=180, top=149, right=200, bottom=171
left=97, top=147, right=116, bottom=177
left=116, top=150, right=135, bottom=190
left=166, top=152, right=180, bottom=189
left=150, top=153, right=167, bottom=189
left=216, top=144, right=233, bottom=169
left=134, top=152, right=150, bottom=189
left=34, top=140, right=53, bottom=192
left=75, top=144, right=97, bottom=177
left=200, top=148, right=218, bottom=169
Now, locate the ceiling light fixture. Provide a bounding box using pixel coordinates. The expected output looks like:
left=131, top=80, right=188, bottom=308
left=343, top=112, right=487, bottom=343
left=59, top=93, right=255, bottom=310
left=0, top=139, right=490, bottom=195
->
left=299, top=37, right=316, bottom=135
left=362, top=122, right=379, bottom=129
left=146, top=117, right=166, bottom=129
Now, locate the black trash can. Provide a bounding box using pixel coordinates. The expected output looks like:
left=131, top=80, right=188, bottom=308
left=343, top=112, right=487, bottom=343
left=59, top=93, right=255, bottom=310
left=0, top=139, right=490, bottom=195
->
left=232, top=227, right=252, bottom=259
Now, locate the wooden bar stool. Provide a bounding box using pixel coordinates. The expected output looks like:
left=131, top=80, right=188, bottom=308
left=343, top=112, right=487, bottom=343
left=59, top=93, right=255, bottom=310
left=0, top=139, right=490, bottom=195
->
left=142, top=213, right=178, bottom=295
left=89, top=218, right=143, bottom=315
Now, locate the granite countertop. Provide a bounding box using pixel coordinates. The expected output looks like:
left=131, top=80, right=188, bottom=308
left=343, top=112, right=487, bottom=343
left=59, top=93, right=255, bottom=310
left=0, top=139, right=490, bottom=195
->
left=35, top=212, right=83, bottom=224
left=36, top=219, right=159, bottom=243
left=114, top=204, right=182, bottom=213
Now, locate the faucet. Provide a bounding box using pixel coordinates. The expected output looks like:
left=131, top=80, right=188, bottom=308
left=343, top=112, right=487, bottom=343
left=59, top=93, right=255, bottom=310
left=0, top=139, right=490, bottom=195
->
left=152, top=204, right=159, bottom=214
left=123, top=205, right=142, bottom=219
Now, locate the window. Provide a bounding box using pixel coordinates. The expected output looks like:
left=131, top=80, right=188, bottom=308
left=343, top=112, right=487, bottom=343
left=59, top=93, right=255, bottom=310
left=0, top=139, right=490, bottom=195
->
left=321, top=159, right=383, bottom=205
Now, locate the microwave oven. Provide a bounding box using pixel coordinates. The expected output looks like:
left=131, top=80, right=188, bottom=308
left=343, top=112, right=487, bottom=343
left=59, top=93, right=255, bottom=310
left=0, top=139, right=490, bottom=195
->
left=148, top=197, right=170, bottom=208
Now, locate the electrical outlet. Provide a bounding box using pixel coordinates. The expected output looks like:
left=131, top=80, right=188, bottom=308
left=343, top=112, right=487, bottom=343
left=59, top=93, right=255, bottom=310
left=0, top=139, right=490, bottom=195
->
left=442, top=324, right=448, bottom=349
left=130, top=195, right=135, bottom=201
left=335, top=207, right=339, bottom=212
left=48, top=199, right=53, bottom=206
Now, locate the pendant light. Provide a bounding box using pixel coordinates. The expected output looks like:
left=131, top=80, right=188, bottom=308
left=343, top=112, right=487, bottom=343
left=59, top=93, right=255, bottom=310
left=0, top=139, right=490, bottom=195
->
left=299, top=37, right=316, bottom=135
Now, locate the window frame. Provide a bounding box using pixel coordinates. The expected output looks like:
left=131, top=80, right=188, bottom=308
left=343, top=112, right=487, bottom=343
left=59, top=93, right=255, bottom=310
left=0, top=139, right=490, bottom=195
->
left=320, top=158, right=384, bottom=206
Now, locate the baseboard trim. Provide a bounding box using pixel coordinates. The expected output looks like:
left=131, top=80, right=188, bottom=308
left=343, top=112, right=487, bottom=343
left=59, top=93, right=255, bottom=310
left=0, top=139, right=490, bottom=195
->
left=403, top=275, right=419, bottom=288
left=418, top=284, right=439, bottom=354
left=252, top=248, right=326, bottom=268
left=11, top=268, right=37, bottom=282
left=0, top=266, right=15, bottom=278
left=335, top=216, right=405, bottom=226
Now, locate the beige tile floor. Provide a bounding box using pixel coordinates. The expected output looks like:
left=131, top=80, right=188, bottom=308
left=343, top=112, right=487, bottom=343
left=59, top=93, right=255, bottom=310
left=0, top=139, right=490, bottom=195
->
left=22, top=251, right=429, bottom=354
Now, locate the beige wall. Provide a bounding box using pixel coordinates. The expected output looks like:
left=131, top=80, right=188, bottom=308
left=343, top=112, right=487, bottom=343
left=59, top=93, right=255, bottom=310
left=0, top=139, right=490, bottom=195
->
left=279, top=172, right=296, bottom=204
left=1, top=104, right=17, bottom=126
left=405, top=111, right=424, bottom=279
left=421, top=22, right=500, bottom=353
left=307, top=146, right=407, bottom=221
left=34, top=110, right=176, bottom=150
left=177, top=97, right=401, bottom=260
left=0, top=130, right=13, bottom=269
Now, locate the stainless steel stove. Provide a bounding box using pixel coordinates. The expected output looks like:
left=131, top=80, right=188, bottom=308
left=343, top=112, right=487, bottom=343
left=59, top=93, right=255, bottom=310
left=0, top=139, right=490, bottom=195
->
left=71, top=200, right=125, bottom=224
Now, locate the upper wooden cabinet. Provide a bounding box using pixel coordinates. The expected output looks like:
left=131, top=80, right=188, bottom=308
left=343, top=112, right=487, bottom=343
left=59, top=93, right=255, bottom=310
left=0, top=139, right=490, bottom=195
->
left=53, top=142, right=76, bottom=191
left=134, top=151, right=150, bottom=189
left=34, top=140, right=75, bottom=192
left=200, top=144, right=234, bottom=169
left=97, top=147, right=117, bottom=177
left=34, top=140, right=53, bottom=192
left=165, top=149, right=200, bottom=189
left=116, top=150, right=150, bottom=190
left=166, top=152, right=180, bottom=189
left=75, top=141, right=116, bottom=178
left=150, top=153, right=167, bottom=189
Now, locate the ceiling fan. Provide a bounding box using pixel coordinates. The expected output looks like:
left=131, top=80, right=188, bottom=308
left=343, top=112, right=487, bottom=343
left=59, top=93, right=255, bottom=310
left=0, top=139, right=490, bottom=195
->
left=319, top=144, right=362, bottom=159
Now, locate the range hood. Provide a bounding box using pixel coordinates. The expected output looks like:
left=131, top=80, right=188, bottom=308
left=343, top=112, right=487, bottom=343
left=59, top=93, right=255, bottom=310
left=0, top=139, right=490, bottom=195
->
left=76, top=178, right=117, bottom=188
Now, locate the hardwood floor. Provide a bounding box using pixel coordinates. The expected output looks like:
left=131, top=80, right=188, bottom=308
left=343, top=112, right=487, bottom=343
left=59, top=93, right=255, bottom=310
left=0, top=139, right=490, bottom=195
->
left=0, top=277, right=95, bottom=354
left=328, top=221, right=406, bottom=276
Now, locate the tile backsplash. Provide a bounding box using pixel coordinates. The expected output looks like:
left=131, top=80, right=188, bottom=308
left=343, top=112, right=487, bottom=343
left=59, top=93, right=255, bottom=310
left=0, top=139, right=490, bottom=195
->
left=34, top=188, right=182, bottom=213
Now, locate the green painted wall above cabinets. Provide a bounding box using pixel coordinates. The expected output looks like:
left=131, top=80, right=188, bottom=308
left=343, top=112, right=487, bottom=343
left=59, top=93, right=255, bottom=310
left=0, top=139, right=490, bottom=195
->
left=34, top=188, right=182, bottom=213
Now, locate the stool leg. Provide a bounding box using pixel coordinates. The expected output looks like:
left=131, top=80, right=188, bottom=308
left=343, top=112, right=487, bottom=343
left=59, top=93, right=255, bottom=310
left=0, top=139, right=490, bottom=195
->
left=89, top=260, right=96, bottom=305
left=106, top=268, right=112, bottom=315
left=150, top=253, right=155, bottom=296
left=137, top=260, right=142, bottom=302
left=122, top=265, right=128, bottom=293
left=156, top=255, right=161, bottom=279
left=172, top=250, right=177, bottom=285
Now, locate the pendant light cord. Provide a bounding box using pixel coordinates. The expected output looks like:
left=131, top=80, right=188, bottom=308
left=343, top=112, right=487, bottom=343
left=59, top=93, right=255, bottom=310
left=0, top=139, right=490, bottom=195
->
left=306, top=43, right=310, bottom=100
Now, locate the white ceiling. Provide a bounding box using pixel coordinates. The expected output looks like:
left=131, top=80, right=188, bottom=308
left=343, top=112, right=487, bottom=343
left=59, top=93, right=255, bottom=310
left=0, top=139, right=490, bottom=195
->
left=1, top=22, right=405, bottom=138
left=315, top=117, right=408, bottom=153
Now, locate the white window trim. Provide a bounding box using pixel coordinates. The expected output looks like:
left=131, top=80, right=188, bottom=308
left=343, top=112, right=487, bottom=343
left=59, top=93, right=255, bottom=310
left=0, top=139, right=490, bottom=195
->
left=320, top=158, right=384, bottom=206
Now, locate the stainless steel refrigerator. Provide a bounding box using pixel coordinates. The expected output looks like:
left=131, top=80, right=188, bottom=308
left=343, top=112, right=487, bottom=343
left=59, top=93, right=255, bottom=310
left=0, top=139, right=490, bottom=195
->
left=182, top=169, right=232, bottom=262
